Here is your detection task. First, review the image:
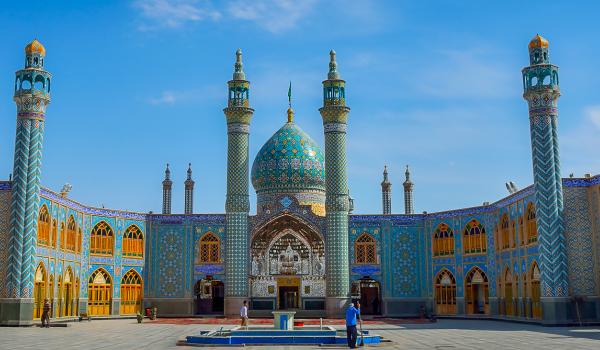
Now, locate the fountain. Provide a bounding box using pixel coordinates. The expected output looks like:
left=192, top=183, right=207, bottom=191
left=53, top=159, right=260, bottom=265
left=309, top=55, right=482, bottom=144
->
left=183, top=314, right=382, bottom=346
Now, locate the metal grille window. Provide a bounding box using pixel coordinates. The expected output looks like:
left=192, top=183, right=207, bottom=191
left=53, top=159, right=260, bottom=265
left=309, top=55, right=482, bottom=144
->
left=199, top=232, right=220, bottom=263
left=355, top=233, right=376, bottom=264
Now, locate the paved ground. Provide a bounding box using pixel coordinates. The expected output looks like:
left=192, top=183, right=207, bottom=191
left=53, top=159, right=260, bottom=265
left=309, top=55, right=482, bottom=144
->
left=1, top=318, right=600, bottom=349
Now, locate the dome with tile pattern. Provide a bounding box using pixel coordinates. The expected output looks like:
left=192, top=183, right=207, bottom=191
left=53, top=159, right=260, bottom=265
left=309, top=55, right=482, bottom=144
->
left=251, top=113, right=325, bottom=196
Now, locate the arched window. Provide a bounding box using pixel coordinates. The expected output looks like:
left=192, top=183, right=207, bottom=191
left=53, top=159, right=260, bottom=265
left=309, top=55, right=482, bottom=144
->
left=434, top=269, right=456, bottom=315
left=500, top=214, right=510, bottom=250
left=465, top=267, right=489, bottom=314
left=518, top=217, right=524, bottom=246
left=531, top=262, right=541, bottom=319
left=526, top=203, right=538, bottom=243
left=355, top=233, right=377, bottom=264
left=433, top=223, right=454, bottom=257
left=120, top=270, right=143, bottom=315
left=123, top=225, right=144, bottom=258
left=503, top=268, right=514, bottom=316
left=76, top=228, right=82, bottom=254
left=33, top=263, right=46, bottom=319
left=51, top=219, right=57, bottom=248
left=90, top=221, right=114, bottom=255
left=37, top=205, right=50, bottom=246
left=463, top=219, right=487, bottom=254
left=198, top=232, right=220, bottom=263
left=59, top=222, right=65, bottom=250
left=66, top=215, right=76, bottom=252
left=510, top=220, right=516, bottom=248
left=88, top=268, right=112, bottom=316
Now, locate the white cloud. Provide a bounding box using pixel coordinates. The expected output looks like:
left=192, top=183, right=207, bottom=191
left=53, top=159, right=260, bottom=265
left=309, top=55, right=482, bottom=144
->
left=133, top=0, right=221, bottom=30
left=226, top=0, right=316, bottom=33
left=585, top=105, right=600, bottom=129
left=414, top=48, right=517, bottom=99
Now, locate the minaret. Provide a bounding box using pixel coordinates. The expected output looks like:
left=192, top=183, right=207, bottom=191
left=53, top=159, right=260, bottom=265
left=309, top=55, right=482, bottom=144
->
left=522, top=34, right=568, bottom=322
left=162, top=164, right=172, bottom=214
left=381, top=166, right=391, bottom=215
left=184, top=163, right=194, bottom=215
left=403, top=165, right=414, bottom=214
left=223, top=49, right=253, bottom=315
left=320, top=50, right=351, bottom=316
left=3, top=40, right=51, bottom=325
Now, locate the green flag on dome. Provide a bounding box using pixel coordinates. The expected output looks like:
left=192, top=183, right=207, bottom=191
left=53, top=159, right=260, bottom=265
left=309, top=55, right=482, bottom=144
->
left=288, top=81, right=292, bottom=107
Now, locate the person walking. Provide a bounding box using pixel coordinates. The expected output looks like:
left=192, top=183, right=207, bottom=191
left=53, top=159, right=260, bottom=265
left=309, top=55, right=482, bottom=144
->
left=345, top=301, right=361, bottom=348
left=41, top=298, right=51, bottom=328
left=240, top=300, right=249, bottom=329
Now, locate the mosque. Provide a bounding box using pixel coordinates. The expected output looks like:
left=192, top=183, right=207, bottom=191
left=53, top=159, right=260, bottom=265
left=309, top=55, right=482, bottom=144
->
left=0, top=35, right=599, bottom=327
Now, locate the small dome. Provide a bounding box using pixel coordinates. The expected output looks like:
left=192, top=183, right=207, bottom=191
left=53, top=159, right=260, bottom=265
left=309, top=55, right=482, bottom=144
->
left=25, top=39, right=46, bottom=56
left=528, top=34, right=549, bottom=49
left=251, top=119, right=325, bottom=195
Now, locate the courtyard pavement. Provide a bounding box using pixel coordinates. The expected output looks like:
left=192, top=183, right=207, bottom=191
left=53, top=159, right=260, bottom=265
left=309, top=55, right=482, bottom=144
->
left=1, top=318, right=600, bottom=349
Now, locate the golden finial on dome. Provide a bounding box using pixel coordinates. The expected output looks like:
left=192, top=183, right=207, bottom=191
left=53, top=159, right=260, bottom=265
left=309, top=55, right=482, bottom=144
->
left=528, top=34, right=549, bottom=49
left=25, top=39, right=46, bottom=56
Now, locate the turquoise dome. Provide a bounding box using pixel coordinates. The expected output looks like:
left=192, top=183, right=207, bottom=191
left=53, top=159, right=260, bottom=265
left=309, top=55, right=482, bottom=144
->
left=251, top=120, right=325, bottom=195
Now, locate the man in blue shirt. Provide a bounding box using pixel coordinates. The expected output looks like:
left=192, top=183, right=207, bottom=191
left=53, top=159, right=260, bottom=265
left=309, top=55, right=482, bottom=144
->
left=345, top=301, right=361, bottom=348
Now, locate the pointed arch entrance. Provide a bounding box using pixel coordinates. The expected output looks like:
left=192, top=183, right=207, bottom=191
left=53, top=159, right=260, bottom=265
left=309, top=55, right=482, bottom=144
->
left=33, top=262, right=47, bottom=319
left=250, top=214, right=325, bottom=310
left=120, top=269, right=143, bottom=315
left=434, top=269, right=456, bottom=315
left=503, top=268, right=514, bottom=316
left=465, top=267, right=489, bottom=314
left=531, top=262, right=541, bottom=319
left=88, top=268, right=112, bottom=316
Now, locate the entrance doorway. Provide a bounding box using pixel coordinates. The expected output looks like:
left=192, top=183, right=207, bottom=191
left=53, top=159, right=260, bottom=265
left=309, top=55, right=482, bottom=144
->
left=278, top=286, right=299, bottom=309
left=357, top=278, right=381, bottom=315
left=276, top=276, right=300, bottom=310
left=195, top=279, right=225, bottom=314
left=465, top=267, right=489, bottom=314
left=211, top=281, right=224, bottom=313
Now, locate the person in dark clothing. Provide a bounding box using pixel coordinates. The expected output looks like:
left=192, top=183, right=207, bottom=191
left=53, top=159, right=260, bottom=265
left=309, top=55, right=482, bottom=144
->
left=41, top=298, right=51, bottom=328
left=345, top=301, right=361, bottom=348
left=373, top=296, right=380, bottom=315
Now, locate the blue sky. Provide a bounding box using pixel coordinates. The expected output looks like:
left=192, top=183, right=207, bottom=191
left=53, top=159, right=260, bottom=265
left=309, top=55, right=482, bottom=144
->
left=0, top=1, right=598, bottom=215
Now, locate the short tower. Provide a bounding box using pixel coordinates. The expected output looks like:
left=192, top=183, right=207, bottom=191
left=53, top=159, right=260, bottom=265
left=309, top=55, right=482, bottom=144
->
left=162, top=164, right=172, bottom=214
left=184, top=163, right=194, bottom=215
left=522, top=34, right=568, bottom=323
left=381, top=166, right=392, bottom=215
left=403, top=165, right=414, bottom=214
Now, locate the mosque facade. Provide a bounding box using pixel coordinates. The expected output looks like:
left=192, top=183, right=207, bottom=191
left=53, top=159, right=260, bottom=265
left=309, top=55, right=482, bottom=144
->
left=1, top=35, right=600, bottom=326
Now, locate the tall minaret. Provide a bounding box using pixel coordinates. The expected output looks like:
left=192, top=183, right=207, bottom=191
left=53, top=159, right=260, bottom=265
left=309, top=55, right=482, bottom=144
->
left=184, top=163, right=194, bottom=215
left=223, top=49, right=253, bottom=316
left=522, top=34, right=568, bottom=321
left=320, top=50, right=351, bottom=317
left=381, top=166, right=391, bottom=215
left=162, top=164, right=172, bottom=214
left=3, top=40, right=51, bottom=325
left=403, top=165, right=414, bottom=214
